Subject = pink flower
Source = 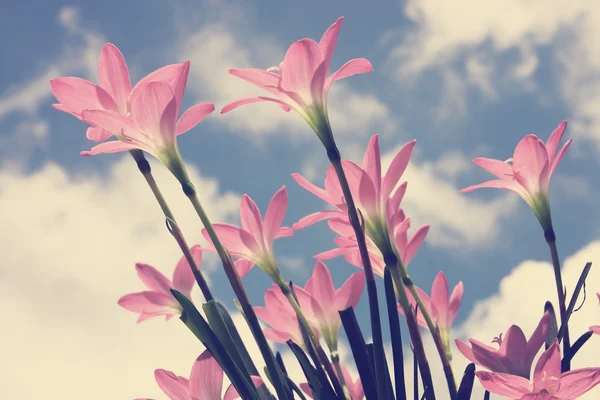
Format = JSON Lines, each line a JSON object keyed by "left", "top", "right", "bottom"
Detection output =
{"left": 118, "top": 246, "right": 200, "bottom": 322}
{"left": 398, "top": 271, "right": 463, "bottom": 355}
{"left": 202, "top": 186, "right": 293, "bottom": 282}
{"left": 316, "top": 213, "right": 428, "bottom": 278}
{"left": 298, "top": 261, "right": 365, "bottom": 351}
{"left": 476, "top": 340, "right": 600, "bottom": 399}
{"left": 221, "top": 17, "right": 372, "bottom": 147}
{"left": 300, "top": 362, "right": 364, "bottom": 400}
{"left": 460, "top": 121, "right": 572, "bottom": 232}
{"left": 254, "top": 284, "right": 321, "bottom": 346}
{"left": 51, "top": 43, "right": 214, "bottom": 175}
{"left": 293, "top": 135, "right": 417, "bottom": 250}
{"left": 456, "top": 312, "right": 551, "bottom": 379}
{"left": 590, "top": 292, "right": 600, "bottom": 335}
{"left": 138, "top": 349, "right": 263, "bottom": 400}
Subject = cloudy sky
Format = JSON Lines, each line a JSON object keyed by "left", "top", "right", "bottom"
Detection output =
{"left": 1, "top": 0, "right": 599, "bottom": 398}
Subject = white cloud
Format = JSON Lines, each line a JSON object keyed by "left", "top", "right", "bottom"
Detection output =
{"left": 0, "top": 156, "right": 243, "bottom": 399}
{"left": 401, "top": 240, "right": 600, "bottom": 399}
{"left": 180, "top": 21, "right": 394, "bottom": 142}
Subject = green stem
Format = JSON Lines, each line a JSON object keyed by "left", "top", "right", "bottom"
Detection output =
{"left": 327, "top": 145, "right": 389, "bottom": 400}
{"left": 331, "top": 351, "right": 351, "bottom": 400}
{"left": 545, "top": 227, "right": 570, "bottom": 369}
{"left": 280, "top": 285, "right": 346, "bottom": 399}
{"left": 180, "top": 177, "right": 290, "bottom": 400}
{"left": 129, "top": 150, "right": 213, "bottom": 302}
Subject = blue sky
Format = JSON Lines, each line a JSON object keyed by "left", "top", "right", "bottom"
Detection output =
{"left": 1, "top": 1, "right": 599, "bottom": 399}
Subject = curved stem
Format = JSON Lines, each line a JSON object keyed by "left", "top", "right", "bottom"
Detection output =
{"left": 327, "top": 145, "right": 389, "bottom": 400}
{"left": 129, "top": 150, "right": 213, "bottom": 302}
{"left": 545, "top": 227, "right": 570, "bottom": 369}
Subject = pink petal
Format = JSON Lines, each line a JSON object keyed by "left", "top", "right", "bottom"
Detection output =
{"left": 446, "top": 281, "right": 464, "bottom": 327}
{"left": 470, "top": 339, "right": 511, "bottom": 373}
{"left": 221, "top": 96, "right": 292, "bottom": 114}
{"left": 292, "top": 210, "right": 343, "bottom": 230}
{"left": 154, "top": 369, "right": 192, "bottom": 400}
{"left": 275, "top": 226, "right": 294, "bottom": 238}
{"left": 118, "top": 292, "right": 180, "bottom": 321}
{"left": 176, "top": 103, "right": 215, "bottom": 135}
{"left": 334, "top": 271, "right": 365, "bottom": 310}
{"left": 203, "top": 224, "right": 260, "bottom": 260}
{"left": 263, "top": 186, "right": 288, "bottom": 245}
{"left": 357, "top": 169, "right": 378, "bottom": 217}
{"left": 381, "top": 140, "right": 416, "bottom": 201}
{"left": 459, "top": 179, "right": 531, "bottom": 200}
{"left": 500, "top": 325, "right": 529, "bottom": 376}
{"left": 300, "top": 383, "right": 315, "bottom": 398}
{"left": 430, "top": 271, "right": 450, "bottom": 327}
{"left": 556, "top": 368, "right": 600, "bottom": 398}
{"left": 229, "top": 68, "right": 284, "bottom": 96}
{"left": 291, "top": 173, "right": 332, "bottom": 204}
{"left": 98, "top": 43, "right": 132, "bottom": 113}
{"left": 590, "top": 325, "right": 600, "bottom": 335}
{"left": 532, "top": 340, "right": 561, "bottom": 388}
{"left": 318, "top": 17, "right": 343, "bottom": 76}
{"left": 361, "top": 135, "right": 382, "bottom": 199}
{"left": 130, "top": 81, "right": 177, "bottom": 143}
{"left": 170, "top": 61, "right": 190, "bottom": 115}
{"left": 135, "top": 263, "right": 172, "bottom": 294}
{"left": 475, "top": 371, "right": 531, "bottom": 398}
{"left": 472, "top": 157, "right": 514, "bottom": 179}
{"left": 314, "top": 247, "right": 348, "bottom": 260}
{"left": 234, "top": 259, "right": 254, "bottom": 277}
{"left": 548, "top": 138, "right": 572, "bottom": 179}
{"left": 512, "top": 135, "right": 549, "bottom": 196}
{"left": 545, "top": 120, "right": 567, "bottom": 166}
{"left": 525, "top": 312, "right": 551, "bottom": 371}
{"left": 455, "top": 339, "right": 477, "bottom": 364}
{"left": 222, "top": 377, "right": 264, "bottom": 400}
{"left": 50, "top": 77, "right": 118, "bottom": 115}
{"left": 240, "top": 194, "right": 265, "bottom": 245}
{"left": 129, "top": 63, "right": 186, "bottom": 105}
{"left": 80, "top": 109, "right": 139, "bottom": 139}
{"left": 305, "top": 261, "right": 335, "bottom": 306}
{"left": 189, "top": 349, "right": 223, "bottom": 400}
{"left": 279, "top": 39, "right": 324, "bottom": 100}
{"left": 399, "top": 225, "right": 429, "bottom": 267}
{"left": 172, "top": 245, "right": 202, "bottom": 297}
{"left": 85, "top": 126, "right": 113, "bottom": 142}
{"left": 324, "top": 58, "right": 373, "bottom": 98}
{"left": 390, "top": 181, "right": 408, "bottom": 211}
{"left": 80, "top": 140, "right": 141, "bottom": 156}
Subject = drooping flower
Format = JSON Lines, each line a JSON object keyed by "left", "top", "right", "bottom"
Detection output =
{"left": 590, "top": 292, "right": 600, "bottom": 335}
{"left": 300, "top": 362, "right": 364, "bottom": 400}
{"left": 456, "top": 312, "right": 551, "bottom": 379}
{"left": 297, "top": 261, "right": 365, "bottom": 351}
{"left": 118, "top": 246, "right": 200, "bottom": 322}
{"left": 221, "top": 17, "right": 372, "bottom": 148}
{"left": 137, "top": 349, "right": 263, "bottom": 400}
{"left": 254, "top": 283, "right": 321, "bottom": 347}
{"left": 316, "top": 214, "right": 428, "bottom": 278}
{"left": 51, "top": 43, "right": 214, "bottom": 181}
{"left": 293, "top": 135, "right": 417, "bottom": 254}
{"left": 201, "top": 186, "right": 293, "bottom": 283}
{"left": 460, "top": 121, "right": 571, "bottom": 233}
{"left": 397, "top": 271, "right": 463, "bottom": 357}
{"left": 476, "top": 340, "right": 600, "bottom": 399}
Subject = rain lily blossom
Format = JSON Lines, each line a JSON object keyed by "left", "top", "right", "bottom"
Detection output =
{"left": 456, "top": 311, "right": 551, "bottom": 379}
{"left": 301, "top": 362, "right": 364, "bottom": 400}
{"left": 201, "top": 186, "right": 293, "bottom": 283}
{"left": 254, "top": 283, "right": 321, "bottom": 347}
{"left": 138, "top": 349, "right": 263, "bottom": 400}
{"left": 460, "top": 121, "right": 572, "bottom": 233}
{"left": 293, "top": 134, "right": 418, "bottom": 256}
{"left": 590, "top": 292, "right": 600, "bottom": 335}
{"left": 221, "top": 17, "right": 373, "bottom": 149}
{"left": 51, "top": 43, "right": 214, "bottom": 181}
{"left": 297, "top": 261, "right": 365, "bottom": 351}
{"left": 476, "top": 340, "right": 600, "bottom": 399}
{"left": 118, "top": 246, "right": 201, "bottom": 323}
{"left": 398, "top": 271, "right": 463, "bottom": 357}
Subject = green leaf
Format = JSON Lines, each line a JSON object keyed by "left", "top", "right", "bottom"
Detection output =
{"left": 287, "top": 340, "right": 337, "bottom": 400}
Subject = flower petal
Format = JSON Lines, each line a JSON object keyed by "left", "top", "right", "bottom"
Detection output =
{"left": 459, "top": 179, "right": 531, "bottom": 201}
{"left": 223, "top": 376, "right": 264, "bottom": 400}
{"left": 229, "top": 68, "right": 283, "bottom": 96}
{"left": 446, "top": 281, "right": 464, "bottom": 327}
{"left": 221, "top": 96, "right": 292, "bottom": 114}
{"left": 525, "top": 312, "right": 551, "bottom": 372}
{"left": 135, "top": 263, "right": 172, "bottom": 293}
{"left": 512, "top": 134, "right": 549, "bottom": 196}
{"left": 234, "top": 259, "right": 254, "bottom": 277}
{"left": 279, "top": 39, "right": 324, "bottom": 101}
{"left": 131, "top": 81, "right": 177, "bottom": 144}
{"left": 361, "top": 135, "right": 382, "bottom": 199}
{"left": 293, "top": 210, "right": 343, "bottom": 230}
{"left": 399, "top": 225, "right": 429, "bottom": 267}
{"left": 129, "top": 63, "right": 186, "bottom": 105}
{"left": 172, "top": 245, "right": 202, "bottom": 297}
{"left": 176, "top": 103, "right": 215, "bottom": 135}
{"left": 556, "top": 368, "right": 600, "bottom": 398}
{"left": 472, "top": 157, "right": 514, "bottom": 179}
{"left": 455, "top": 339, "right": 477, "bottom": 364}
{"left": 98, "top": 43, "right": 132, "bottom": 113}
{"left": 205, "top": 224, "right": 260, "bottom": 260}
{"left": 240, "top": 194, "right": 265, "bottom": 245}
{"left": 545, "top": 120, "right": 567, "bottom": 166}
{"left": 51, "top": 77, "right": 118, "bottom": 115}
{"left": 154, "top": 369, "right": 192, "bottom": 400}
{"left": 548, "top": 138, "right": 572, "bottom": 179}
{"left": 318, "top": 17, "right": 343, "bottom": 76}
{"left": 430, "top": 271, "right": 450, "bottom": 327}
{"left": 475, "top": 371, "right": 531, "bottom": 398}
{"left": 304, "top": 261, "right": 335, "bottom": 306}
{"left": 263, "top": 186, "right": 288, "bottom": 245}
{"left": 324, "top": 58, "right": 373, "bottom": 97}
{"left": 80, "top": 109, "right": 139, "bottom": 139}
{"left": 291, "top": 173, "right": 333, "bottom": 203}
{"left": 80, "top": 140, "right": 141, "bottom": 156}
{"left": 85, "top": 126, "right": 113, "bottom": 142}
{"left": 118, "top": 291, "right": 180, "bottom": 321}
{"left": 532, "top": 340, "right": 561, "bottom": 389}
{"left": 170, "top": 61, "right": 190, "bottom": 115}
{"left": 334, "top": 271, "right": 365, "bottom": 311}
{"left": 381, "top": 140, "right": 416, "bottom": 201}
{"left": 189, "top": 349, "right": 223, "bottom": 400}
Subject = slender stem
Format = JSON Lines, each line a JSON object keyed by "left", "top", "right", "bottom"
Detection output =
{"left": 562, "top": 330, "right": 594, "bottom": 371}
{"left": 331, "top": 352, "right": 351, "bottom": 400}
{"left": 327, "top": 145, "right": 389, "bottom": 400}
{"left": 281, "top": 286, "right": 346, "bottom": 399}
{"left": 545, "top": 227, "right": 570, "bottom": 369}
{"left": 181, "top": 180, "right": 290, "bottom": 400}
{"left": 129, "top": 150, "right": 214, "bottom": 302}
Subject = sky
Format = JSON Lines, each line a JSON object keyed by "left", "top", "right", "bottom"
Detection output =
{"left": 1, "top": 0, "right": 599, "bottom": 398}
